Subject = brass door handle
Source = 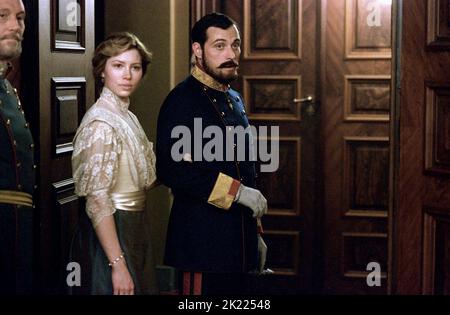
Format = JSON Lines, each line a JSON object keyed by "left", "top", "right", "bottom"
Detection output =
{"left": 293, "top": 96, "right": 313, "bottom": 103}
{"left": 293, "top": 96, "right": 315, "bottom": 116}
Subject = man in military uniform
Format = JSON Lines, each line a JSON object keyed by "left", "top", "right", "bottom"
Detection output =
{"left": 156, "top": 13, "right": 268, "bottom": 295}
{"left": 0, "top": 0, "right": 35, "bottom": 294}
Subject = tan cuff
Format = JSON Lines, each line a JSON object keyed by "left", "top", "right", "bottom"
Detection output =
{"left": 207, "top": 173, "right": 241, "bottom": 210}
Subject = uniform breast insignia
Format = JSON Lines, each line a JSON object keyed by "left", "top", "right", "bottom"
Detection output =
{"left": 226, "top": 95, "right": 234, "bottom": 111}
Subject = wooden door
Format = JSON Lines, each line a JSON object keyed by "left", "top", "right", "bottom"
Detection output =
{"left": 322, "top": 0, "right": 392, "bottom": 294}
{"left": 192, "top": 0, "right": 321, "bottom": 293}
{"left": 393, "top": 0, "right": 450, "bottom": 294}
{"left": 20, "top": 0, "right": 95, "bottom": 294}
{"left": 192, "top": 0, "right": 393, "bottom": 294}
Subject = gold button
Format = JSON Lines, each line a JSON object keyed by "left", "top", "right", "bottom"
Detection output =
{"left": 212, "top": 98, "right": 217, "bottom": 103}
{"left": 18, "top": 100, "right": 21, "bottom": 106}
{"left": 6, "top": 119, "right": 11, "bottom": 125}
{"left": 30, "top": 143, "right": 35, "bottom": 149}
{"left": 13, "top": 88, "right": 17, "bottom": 93}
{"left": 17, "top": 162, "right": 21, "bottom": 168}
{"left": 25, "top": 123, "right": 29, "bottom": 128}
{"left": 34, "top": 185, "right": 38, "bottom": 189}
{"left": 21, "top": 110, "right": 24, "bottom": 115}
{"left": 17, "top": 184, "right": 22, "bottom": 190}
{"left": 221, "top": 112, "right": 226, "bottom": 117}
{"left": 13, "top": 140, "right": 17, "bottom": 146}
{"left": 33, "top": 165, "right": 37, "bottom": 169}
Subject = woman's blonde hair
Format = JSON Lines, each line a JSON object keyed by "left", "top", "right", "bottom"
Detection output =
{"left": 92, "top": 32, "right": 152, "bottom": 84}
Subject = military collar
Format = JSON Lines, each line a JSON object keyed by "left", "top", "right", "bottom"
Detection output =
{"left": 0, "top": 62, "right": 12, "bottom": 80}
{"left": 192, "top": 65, "right": 230, "bottom": 92}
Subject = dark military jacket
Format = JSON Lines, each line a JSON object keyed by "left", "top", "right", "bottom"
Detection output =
{"left": 0, "top": 77, "right": 35, "bottom": 195}
{"left": 0, "top": 61, "right": 35, "bottom": 197}
{"left": 156, "top": 66, "right": 258, "bottom": 273}
{"left": 0, "top": 64, "right": 35, "bottom": 294}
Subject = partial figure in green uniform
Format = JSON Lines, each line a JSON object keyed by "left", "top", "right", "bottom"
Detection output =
{"left": 0, "top": 0, "right": 36, "bottom": 295}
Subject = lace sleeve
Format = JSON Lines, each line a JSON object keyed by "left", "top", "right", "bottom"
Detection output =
{"left": 72, "top": 120, "right": 122, "bottom": 227}
{"left": 146, "top": 140, "right": 157, "bottom": 188}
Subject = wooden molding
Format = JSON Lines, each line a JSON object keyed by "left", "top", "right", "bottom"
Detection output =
{"left": 243, "top": 0, "right": 302, "bottom": 60}
{"left": 343, "top": 136, "right": 390, "bottom": 218}
{"left": 427, "top": 0, "right": 450, "bottom": 50}
{"left": 243, "top": 75, "right": 302, "bottom": 121}
{"left": 51, "top": 0, "right": 86, "bottom": 52}
{"left": 344, "top": 0, "right": 392, "bottom": 60}
{"left": 344, "top": 75, "right": 391, "bottom": 122}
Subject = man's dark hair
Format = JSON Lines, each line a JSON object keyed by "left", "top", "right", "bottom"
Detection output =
{"left": 191, "top": 12, "right": 239, "bottom": 47}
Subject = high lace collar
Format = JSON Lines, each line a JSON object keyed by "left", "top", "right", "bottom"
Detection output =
{"left": 100, "top": 87, "right": 130, "bottom": 114}
{"left": 192, "top": 65, "right": 230, "bottom": 92}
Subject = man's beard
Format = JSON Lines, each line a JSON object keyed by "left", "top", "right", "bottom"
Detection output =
{"left": 201, "top": 52, "right": 238, "bottom": 85}
{"left": 0, "top": 36, "right": 23, "bottom": 61}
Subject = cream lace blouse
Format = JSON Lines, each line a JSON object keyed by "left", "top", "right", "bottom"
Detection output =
{"left": 72, "top": 87, "right": 156, "bottom": 227}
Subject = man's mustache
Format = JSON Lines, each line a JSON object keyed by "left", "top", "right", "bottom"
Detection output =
{"left": 219, "top": 61, "right": 239, "bottom": 68}
{"left": 0, "top": 34, "right": 23, "bottom": 41}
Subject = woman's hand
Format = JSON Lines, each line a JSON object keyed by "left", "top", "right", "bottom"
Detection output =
{"left": 111, "top": 261, "right": 135, "bottom": 295}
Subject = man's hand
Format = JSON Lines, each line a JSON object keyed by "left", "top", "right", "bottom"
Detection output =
{"left": 235, "top": 184, "right": 268, "bottom": 218}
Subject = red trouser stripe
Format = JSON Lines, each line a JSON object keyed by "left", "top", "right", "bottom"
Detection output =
{"left": 183, "top": 272, "right": 191, "bottom": 295}
{"left": 193, "top": 272, "right": 202, "bottom": 295}
{"left": 182, "top": 272, "right": 203, "bottom": 295}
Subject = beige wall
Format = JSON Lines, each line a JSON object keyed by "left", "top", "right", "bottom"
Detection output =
{"left": 104, "top": 0, "right": 190, "bottom": 266}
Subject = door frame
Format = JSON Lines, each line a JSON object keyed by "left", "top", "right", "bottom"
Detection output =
{"left": 388, "top": 0, "right": 401, "bottom": 295}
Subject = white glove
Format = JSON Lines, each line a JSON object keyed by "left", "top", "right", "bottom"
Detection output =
{"left": 235, "top": 184, "right": 268, "bottom": 218}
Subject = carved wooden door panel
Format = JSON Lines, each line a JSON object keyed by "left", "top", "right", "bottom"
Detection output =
{"left": 394, "top": 0, "right": 450, "bottom": 295}
{"left": 322, "top": 0, "right": 392, "bottom": 294}
{"left": 21, "top": 0, "right": 95, "bottom": 294}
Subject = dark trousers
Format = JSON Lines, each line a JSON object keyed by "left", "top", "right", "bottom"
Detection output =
{"left": 179, "top": 271, "right": 250, "bottom": 296}
{"left": 0, "top": 204, "right": 34, "bottom": 295}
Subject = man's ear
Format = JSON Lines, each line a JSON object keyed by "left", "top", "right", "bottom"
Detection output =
{"left": 192, "top": 42, "right": 202, "bottom": 59}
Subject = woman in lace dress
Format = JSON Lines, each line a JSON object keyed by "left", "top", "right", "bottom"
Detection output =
{"left": 71, "top": 32, "right": 157, "bottom": 295}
